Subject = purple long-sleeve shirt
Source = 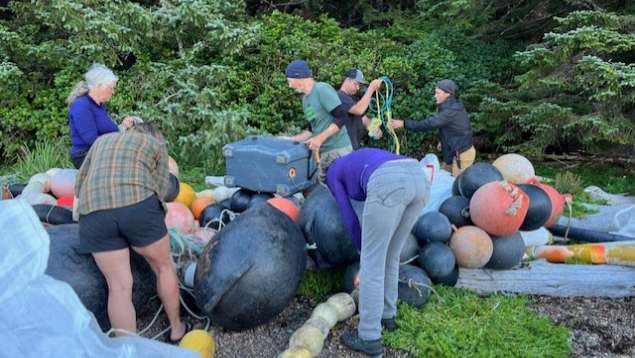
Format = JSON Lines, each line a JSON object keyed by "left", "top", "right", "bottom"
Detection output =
{"left": 325, "top": 148, "right": 406, "bottom": 250}
{"left": 68, "top": 95, "right": 119, "bottom": 156}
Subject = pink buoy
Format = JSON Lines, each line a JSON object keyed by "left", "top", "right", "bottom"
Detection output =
{"left": 50, "top": 169, "right": 78, "bottom": 198}
{"left": 165, "top": 202, "right": 195, "bottom": 234}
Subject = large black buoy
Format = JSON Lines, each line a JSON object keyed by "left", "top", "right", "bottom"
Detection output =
{"left": 195, "top": 203, "right": 306, "bottom": 331}
{"left": 452, "top": 176, "right": 460, "bottom": 196}
{"left": 485, "top": 232, "right": 525, "bottom": 270}
{"left": 33, "top": 204, "right": 74, "bottom": 225}
{"left": 431, "top": 264, "right": 459, "bottom": 287}
{"left": 517, "top": 184, "right": 552, "bottom": 231}
{"left": 439, "top": 196, "right": 472, "bottom": 227}
{"left": 299, "top": 185, "right": 360, "bottom": 267}
{"left": 412, "top": 212, "right": 452, "bottom": 245}
{"left": 417, "top": 242, "right": 456, "bottom": 279}
{"left": 45, "top": 224, "right": 156, "bottom": 331}
{"left": 165, "top": 174, "right": 180, "bottom": 202}
{"left": 398, "top": 265, "right": 432, "bottom": 308}
{"left": 230, "top": 189, "right": 253, "bottom": 213}
{"left": 199, "top": 204, "right": 231, "bottom": 230}
{"left": 457, "top": 163, "right": 503, "bottom": 199}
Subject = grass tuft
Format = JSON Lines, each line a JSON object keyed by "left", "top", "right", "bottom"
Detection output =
{"left": 3, "top": 142, "right": 72, "bottom": 182}
{"left": 296, "top": 268, "right": 345, "bottom": 302}
{"left": 384, "top": 286, "right": 571, "bottom": 358}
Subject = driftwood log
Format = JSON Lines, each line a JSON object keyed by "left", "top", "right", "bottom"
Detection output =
{"left": 456, "top": 260, "right": 635, "bottom": 298}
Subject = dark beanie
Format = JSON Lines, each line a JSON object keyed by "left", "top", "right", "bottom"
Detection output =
{"left": 437, "top": 79, "right": 458, "bottom": 96}
{"left": 285, "top": 60, "right": 312, "bottom": 79}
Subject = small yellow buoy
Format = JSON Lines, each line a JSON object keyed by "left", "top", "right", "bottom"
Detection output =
{"left": 179, "top": 329, "right": 215, "bottom": 358}
{"left": 175, "top": 182, "right": 196, "bottom": 208}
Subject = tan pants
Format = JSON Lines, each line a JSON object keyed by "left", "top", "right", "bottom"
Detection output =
{"left": 442, "top": 146, "right": 476, "bottom": 177}
{"left": 317, "top": 145, "right": 353, "bottom": 183}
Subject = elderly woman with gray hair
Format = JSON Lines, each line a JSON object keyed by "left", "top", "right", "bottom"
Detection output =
{"left": 67, "top": 63, "right": 139, "bottom": 169}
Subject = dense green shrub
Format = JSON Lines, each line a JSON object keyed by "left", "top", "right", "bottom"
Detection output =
{"left": 1, "top": 1, "right": 632, "bottom": 173}
{"left": 474, "top": 10, "right": 635, "bottom": 156}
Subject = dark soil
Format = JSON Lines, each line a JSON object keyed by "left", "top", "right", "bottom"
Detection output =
{"left": 140, "top": 295, "right": 409, "bottom": 357}
{"left": 530, "top": 296, "right": 635, "bottom": 358}
{"left": 140, "top": 293, "right": 635, "bottom": 358}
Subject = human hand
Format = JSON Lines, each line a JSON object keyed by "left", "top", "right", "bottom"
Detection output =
{"left": 437, "top": 142, "right": 442, "bottom": 151}
{"left": 353, "top": 272, "right": 360, "bottom": 289}
{"left": 370, "top": 128, "right": 383, "bottom": 140}
{"left": 389, "top": 119, "right": 404, "bottom": 129}
{"left": 121, "top": 116, "right": 135, "bottom": 129}
{"left": 368, "top": 79, "right": 383, "bottom": 92}
{"left": 305, "top": 136, "right": 323, "bottom": 152}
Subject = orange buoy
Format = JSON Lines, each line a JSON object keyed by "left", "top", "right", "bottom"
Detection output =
{"left": 165, "top": 202, "right": 196, "bottom": 234}
{"left": 449, "top": 225, "right": 493, "bottom": 268}
{"left": 191, "top": 197, "right": 214, "bottom": 220}
{"left": 470, "top": 181, "right": 529, "bottom": 236}
{"left": 267, "top": 197, "right": 299, "bottom": 223}
{"left": 526, "top": 177, "right": 572, "bottom": 227}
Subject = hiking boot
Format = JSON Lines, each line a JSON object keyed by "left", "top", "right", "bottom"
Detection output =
{"left": 381, "top": 317, "right": 398, "bottom": 332}
{"left": 340, "top": 332, "right": 384, "bottom": 357}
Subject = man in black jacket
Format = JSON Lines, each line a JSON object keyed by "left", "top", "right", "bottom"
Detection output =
{"left": 390, "top": 79, "right": 475, "bottom": 176}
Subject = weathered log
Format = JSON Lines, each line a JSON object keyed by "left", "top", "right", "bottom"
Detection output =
{"left": 456, "top": 260, "right": 635, "bottom": 298}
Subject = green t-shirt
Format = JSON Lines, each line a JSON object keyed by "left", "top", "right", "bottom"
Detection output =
{"left": 302, "top": 82, "right": 351, "bottom": 153}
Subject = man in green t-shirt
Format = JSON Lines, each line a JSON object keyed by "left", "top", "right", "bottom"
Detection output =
{"left": 284, "top": 59, "right": 353, "bottom": 182}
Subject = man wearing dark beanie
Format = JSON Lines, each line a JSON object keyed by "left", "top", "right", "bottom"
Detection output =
{"left": 390, "top": 79, "right": 475, "bottom": 176}
{"left": 284, "top": 59, "right": 353, "bottom": 182}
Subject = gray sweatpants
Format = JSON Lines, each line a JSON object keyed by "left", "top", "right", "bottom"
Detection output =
{"left": 358, "top": 159, "right": 429, "bottom": 341}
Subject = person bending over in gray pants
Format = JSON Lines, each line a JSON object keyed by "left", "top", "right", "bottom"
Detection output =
{"left": 326, "top": 148, "right": 429, "bottom": 356}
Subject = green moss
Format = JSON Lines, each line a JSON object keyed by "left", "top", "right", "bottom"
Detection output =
{"left": 296, "top": 268, "right": 345, "bottom": 302}
{"left": 385, "top": 286, "right": 571, "bottom": 358}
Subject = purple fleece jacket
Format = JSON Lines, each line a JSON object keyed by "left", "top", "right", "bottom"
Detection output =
{"left": 325, "top": 148, "right": 405, "bottom": 250}
{"left": 68, "top": 95, "right": 118, "bottom": 156}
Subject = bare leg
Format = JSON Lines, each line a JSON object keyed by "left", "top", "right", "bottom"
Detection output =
{"left": 133, "top": 236, "right": 184, "bottom": 341}
{"left": 93, "top": 248, "right": 136, "bottom": 336}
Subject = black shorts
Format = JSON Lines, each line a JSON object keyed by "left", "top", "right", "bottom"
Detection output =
{"left": 79, "top": 194, "right": 167, "bottom": 253}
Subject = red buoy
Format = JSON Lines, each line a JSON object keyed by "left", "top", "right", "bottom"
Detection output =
{"left": 470, "top": 181, "right": 529, "bottom": 236}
